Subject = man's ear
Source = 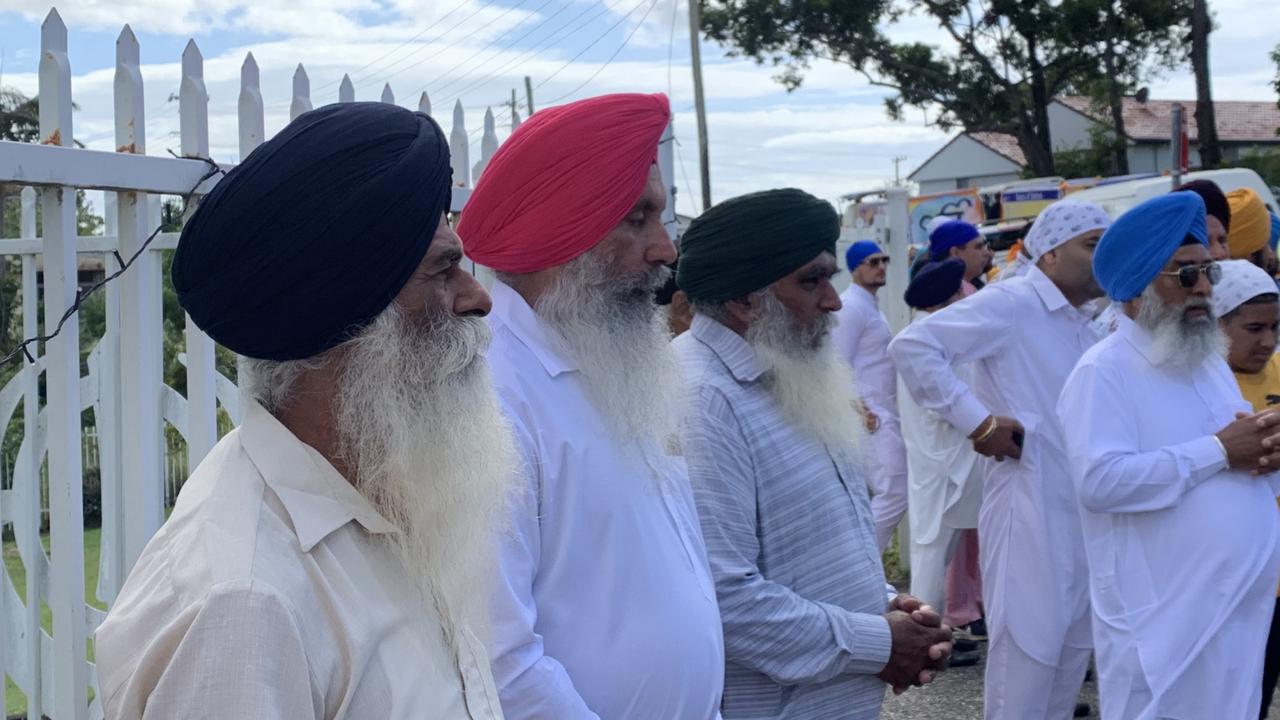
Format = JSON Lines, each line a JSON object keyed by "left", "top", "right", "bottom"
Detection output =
{"left": 725, "top": 293, "right": 759, "bottom": 326}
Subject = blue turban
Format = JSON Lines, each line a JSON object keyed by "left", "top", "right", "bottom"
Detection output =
{"left": 173, "top": 102, "right": 452, "bottom": 360}
{"left": 929, "top": 220, "right": 979, "bottom": 259}
{"left": 845, "top": 240, "right": 884, "bottom": 270}
{"left": 1093, "top": 192, "right": 1208, "bottom": 302}
{"left": 1270, "top": 212, "right": 1280, "bottom": 252}
{"left": 905, "top": 259, "right": 966, "bottom": 310}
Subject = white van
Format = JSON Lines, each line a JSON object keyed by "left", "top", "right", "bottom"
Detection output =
{"left": 1067, "top": 168, "right": 1279, "bottom": 219}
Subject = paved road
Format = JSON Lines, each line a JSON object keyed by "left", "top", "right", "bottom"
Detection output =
{"left": 880, "top": 650, "right": 1280, "bottom": 719}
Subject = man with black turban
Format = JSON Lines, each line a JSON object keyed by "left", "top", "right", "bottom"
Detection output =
{"left": 675, "top": 188, "right": 953, "bottom": 718}
{"left": 460, "top": 93, "right": 725, "bottom": 719}
{"left": 1059, "top": 192, "right": 1280, "bottom": 719}
{"left": 96, "top": 102, "right": 513, "bottom": 718}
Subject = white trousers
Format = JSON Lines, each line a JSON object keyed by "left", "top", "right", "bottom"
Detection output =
{"left": 868, "top": 419, "right": 909, "bottom": 550}
{"left": 985, "top": 632, "right": 1090, "bottom": 720}
{"left": 908, "top": 526, "right": 960, "bottom": 611}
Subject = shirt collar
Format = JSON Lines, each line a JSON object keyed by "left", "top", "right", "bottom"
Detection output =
{"left": 691, "top": 313, "right": 766, "bottom": 383}
{"left": 238, "top": 401, "right": 399, "bottom": 552}
{"left": 488, "top": 280, "right": 577, "bottom": 377}
{"left": 1026, "top": 265, "right": 1072, "bottom": 313}
{"left": 1112, "top": 311, "right": 1164, "bottom": 365}
{"left": 850, "top": 283, "right": 879, "bottom": 307}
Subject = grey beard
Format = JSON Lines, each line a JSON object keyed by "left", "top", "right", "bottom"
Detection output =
{"left": 334, "top": 305, "right": 517, "bottom": 644}
{"left": 1134, "top": 284, "right": 1227, "bottom": 374}
{"left": 533, "top": 245, "right": 681, "bottom": 449}
{"left": 746, "top": 291, "right": 865, "bottom": 457}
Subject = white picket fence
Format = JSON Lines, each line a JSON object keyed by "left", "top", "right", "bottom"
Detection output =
{"left": 0, "top": 7, "right": 678, "bottom": 718}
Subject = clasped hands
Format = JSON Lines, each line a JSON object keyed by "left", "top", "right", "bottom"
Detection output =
{"left": 1217, "top": 410, "right": 1280, "bottom": 475}
{"left": 878, "top": 594, "right": 953, "bottom": 695}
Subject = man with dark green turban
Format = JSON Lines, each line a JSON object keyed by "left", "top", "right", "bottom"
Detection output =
{"left": 674, "top": 188, "right": 953, "bottom": 718}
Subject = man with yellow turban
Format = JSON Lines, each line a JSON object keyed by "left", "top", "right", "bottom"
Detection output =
{"left": 1228, "top": 187, "right": 1277, "bottom": 275}
{"left": 459, "top": 93, "right": 724, "bottom": 719}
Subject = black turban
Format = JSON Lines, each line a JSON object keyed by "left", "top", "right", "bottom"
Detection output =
{"left": 905, "top": 259, "right": 966, "bottom": 310}
{"left": 1176, "top": 179, "right": 1231, "bottom": 232}
{"left": 172, "top": 102, "right": 452, "bottom": 361}
{"left": 677, "top": 188, "right": 839, "bottom": 303}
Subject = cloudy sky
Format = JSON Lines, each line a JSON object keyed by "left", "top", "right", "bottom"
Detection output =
{"left": 1, "top": 0, "right": 1277, "bottom": 216}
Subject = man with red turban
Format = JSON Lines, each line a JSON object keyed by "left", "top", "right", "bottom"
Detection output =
{"left": 458, "top": 93, "right": 724, "bottom": 719}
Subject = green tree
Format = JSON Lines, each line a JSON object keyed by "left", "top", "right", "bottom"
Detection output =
{"left": 1189, "top": 0, "right": 1221, "bottom": 168}
{"left": 699, "top": 0, "right": 1191, "bottom": 177}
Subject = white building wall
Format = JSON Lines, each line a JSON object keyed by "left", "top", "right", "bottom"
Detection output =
{"left": 909, "top": 134, "right": 1023, "bottom": 187}
{"left": 917, "top": 171, "right": 1021, "bottom": 195}
{"left": 1048, "top": 102, "right": 1100, "bottom": 151}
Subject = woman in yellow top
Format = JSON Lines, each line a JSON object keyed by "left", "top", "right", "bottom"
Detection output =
{"left": 1213, "top": 259, "right": 1280, "bottom": 718}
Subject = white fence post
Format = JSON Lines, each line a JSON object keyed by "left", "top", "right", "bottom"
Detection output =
{"left": 883, "top": 186, "right": 911, "bottom": 334}
{"left": 473, "top": 107, "right": 497, "bottom": 181}
{"left": 238, "top": 53, "right": 265, "bottom": 155}
{"left": 291, "top": 64, "right": 312, "bottom": 121}
{"left": 117, "top": 30, "right": 165, "bottom": 578}
{"left": 450, "top": 101, "right": 470, "bottom": 188}
{"left": 18, "top": 186, "right": 43, "bottom": 720}
{"left": 419, "top": 92, "right": 432, "bottom": 117}
{"left": 181, "top": 41, "right": 220, "bottom": 477}
{"left": 659, "top": 122, "right": 677, "bottom": 241}
{"left": 339, "top": 74, "right": 355, "bottom": 104}
{"left": 381, "top": 83, "right": 395, "bottom": 104}
{"left": 39, "top": 9, "right": 89, "bottom": 718}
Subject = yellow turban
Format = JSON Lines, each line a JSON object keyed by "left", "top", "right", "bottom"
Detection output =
{"left": 1226, "top": 188, "right": 1270, "bottom": 259}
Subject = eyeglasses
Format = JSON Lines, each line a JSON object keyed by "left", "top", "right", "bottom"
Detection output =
{"left": 1156, "top": 262, "right": 1222, "bottom": 289}
{"left": 866, "top": 257, "right": 891, "bottom": 267}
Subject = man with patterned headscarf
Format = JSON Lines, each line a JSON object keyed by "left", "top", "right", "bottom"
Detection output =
{"left": 1059, "top": 192, "right": 1280, "bottom": 719}
{"left": 97, "top": 103, "right": 510, "bottom": 718}
{"left": 675, "top": 189, "right": 953, "bottom": 719}
{"left": 893, "top": 199, "right": 1112, "bottom": 719}
{"left": 458, "top": 93, "right": 724, "bottom": 719}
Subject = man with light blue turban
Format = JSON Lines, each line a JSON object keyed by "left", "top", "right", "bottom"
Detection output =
{"left": 1058, "top": 192, "right": 1280, "bottom": 720}
{"left": 833, "top": 241, "right": 909, "bottom": 551}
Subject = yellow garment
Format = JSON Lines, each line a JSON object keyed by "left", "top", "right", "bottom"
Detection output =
{"left": 1232, "top": 353, "right": 1280, "bottom": 597}
{"left": 1226, "top": 188, "right": 1270, "bottom": 259}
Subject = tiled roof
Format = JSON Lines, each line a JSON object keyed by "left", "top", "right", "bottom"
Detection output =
{"left": 1057, "top": 95, "right": 1280, "bottom": 143}
{"left": 968, "top": 132, "right": 1027, "bottom": 166}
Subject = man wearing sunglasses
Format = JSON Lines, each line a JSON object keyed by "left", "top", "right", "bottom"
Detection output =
{"left": 1059, "top": 192, "right": 1280, "bottom": 720}
{"left": 891, "top": 200, "right": 1113, "bottom": 720}
{"left": 833, "top": 241, "right": 909, "bottom": 551}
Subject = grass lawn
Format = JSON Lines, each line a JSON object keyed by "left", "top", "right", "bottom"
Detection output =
{"left": 1, "top": 527, "right": 104, "bottom": 716}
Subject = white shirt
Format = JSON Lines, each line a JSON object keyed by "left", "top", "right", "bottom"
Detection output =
{"left": 890, "top": 267, "right": 1097, "bottom": 663}
{"left": 895, "top": 311, "right": 983, "bottom": 546}
{"left": 95, "top": 402, "right": 500, "bottom": 720}
{"left": 485, "top": 281, "right": 724, "bottom": 720}
{"left": 833, "top": 284, "right": 897, "bottom": 419}
{"left": 1058, "top": 314, "right": 1280, "bottom": 719}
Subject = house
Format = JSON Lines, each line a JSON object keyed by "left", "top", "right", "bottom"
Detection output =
{"left": 910, "top": 96, "right": 1280, "bottom": 193}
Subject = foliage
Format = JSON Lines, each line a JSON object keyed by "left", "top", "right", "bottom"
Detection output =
{"left": 1223, "top": 149, "right": 1280, "bottom": 190}
{"left": 1030, "top": 125, "right": 1129, "bottom": 179}
{"left": 699, "top": 0, "right": 1191, "bottom": 176}
{"left": 0, "top": 87, "right": 39, "bottom": 143}
{"left": 1273, "top": 43, "right": 1280, "bottom": 134}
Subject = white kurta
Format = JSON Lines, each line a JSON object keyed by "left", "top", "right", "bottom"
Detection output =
{"left": 96, "top": 402, "right": 500, "bottom": 720}
{"left": 833, "top": 284, "right": 909, "bottom": 548}
{"left": 895, "top": 311, "right": 984, "bottom": 609}
{"left": 890, "top": 267, "right": 1096, "bottom": 667}
{"left": 1058, "top": 313, "right": 1280, "bottom": 720}
{"left": 485, "top": 281, "right": 725, "bottom": 720}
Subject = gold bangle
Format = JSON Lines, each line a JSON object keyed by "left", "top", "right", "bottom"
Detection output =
{"left": 974, "top": 417, "right": 998, "bottom": 443}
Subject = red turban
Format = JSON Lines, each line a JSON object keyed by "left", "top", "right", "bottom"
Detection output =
{"left": 458, "top": 93, "right": 670, "bottom": 273}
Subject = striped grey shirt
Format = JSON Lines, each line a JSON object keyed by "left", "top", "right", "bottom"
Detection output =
{"left": 675, "top": 314, "right": 893, "bottom": 720}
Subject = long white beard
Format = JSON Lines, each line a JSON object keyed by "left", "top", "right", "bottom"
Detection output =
{"left": 334, "top": 305, "right": 517, "bottom": 642}
{"left": 747, "top": 291, "right": 866, "bottom": 458}
{"left": 1135, "top": 284, "right": 1227, "bottom": 374}
{"left": 533, "top": 245, "right": 680, "bottom": 448}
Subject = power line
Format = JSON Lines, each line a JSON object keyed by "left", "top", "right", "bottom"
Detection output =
{"left": 534, "top": 0, "right": 655, "bottom": 91}
{"left": 315, "top": 0, "right": 475, "bottom": 93}
{"left": 424, "top": 0, "right": 563, "bottom": 99}
{"left": 543, "top": 0, "right": 660, "bottom": 105}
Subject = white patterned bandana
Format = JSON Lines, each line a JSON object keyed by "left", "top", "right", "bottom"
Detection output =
{"left": 1211, "top": 259, "right": 1278, "bottom": 318}
{"left": 1025, "top": 200, "right": 1112, "bottom": 261}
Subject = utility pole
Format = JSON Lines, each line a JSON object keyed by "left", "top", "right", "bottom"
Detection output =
{"left": 688, "top": 0, "right": 712, "bottom": 211}
{"left": 524, "top": 76, "right": 536, "bottom": 115}
{"left": 892, "top": 156, "right": 907, "bottom": 186}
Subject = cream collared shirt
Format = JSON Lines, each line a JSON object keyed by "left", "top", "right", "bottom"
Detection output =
{"left": 95, "top": 401, "right": 502, "bottom": 720}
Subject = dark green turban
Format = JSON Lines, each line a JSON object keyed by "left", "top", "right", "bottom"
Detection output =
{"left": 677, "top": 188, "right": 839, "bottom": 303}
